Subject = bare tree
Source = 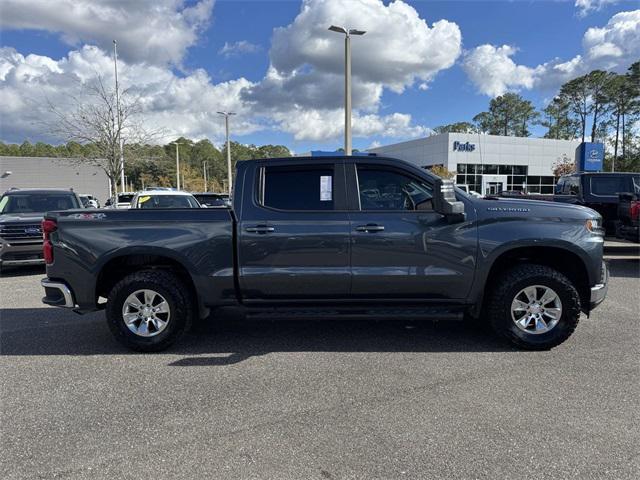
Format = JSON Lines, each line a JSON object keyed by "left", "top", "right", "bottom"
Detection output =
{"left": 46, "top": 76, "right": 160, "bottom": 196}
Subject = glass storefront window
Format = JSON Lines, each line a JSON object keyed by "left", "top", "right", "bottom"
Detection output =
{"left": 541, "top": 176, "right": 555, "bottom": 185}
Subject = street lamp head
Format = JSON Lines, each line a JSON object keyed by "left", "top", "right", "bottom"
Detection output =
{"left": 217, "top": 111, "right": 236, "bottom": 116}
{"left": 349, "top": 29, "right": 366, "bottom": 36}
{"left": 329, "top": 25, "right": 347, "bottom": 34}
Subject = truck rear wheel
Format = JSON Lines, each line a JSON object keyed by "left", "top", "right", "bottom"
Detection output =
{"left": 487, "top": 264, "right": 581, "bottom": 350}
{"left": 106, "top": 270, "right": 193, "bottom": 352}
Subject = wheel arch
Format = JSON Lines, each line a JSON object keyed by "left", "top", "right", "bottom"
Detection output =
{"left": 475, "top": 245, "right": 591, "bottom": 317}
{"left": 96, "top": 250, "right": 203, "bottom": 317}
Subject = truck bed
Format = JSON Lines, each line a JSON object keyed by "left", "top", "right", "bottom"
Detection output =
{"left": 45, "top": 208, "right": 236, "bottom": 312}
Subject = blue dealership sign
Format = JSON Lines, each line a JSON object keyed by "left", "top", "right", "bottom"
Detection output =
{"left": 575, "top": 142, "right": 604, "bottom": 172}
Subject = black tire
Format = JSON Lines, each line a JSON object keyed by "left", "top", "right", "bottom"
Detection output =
{"left": 487, "top": 264, "right": 581, "bottom": 350}
{"left": 106, "top": 270, "right": 194, "bottom": 352}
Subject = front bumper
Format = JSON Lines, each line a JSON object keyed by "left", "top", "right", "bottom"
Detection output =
{"left": 618, "top": 224, "right": 639, "bottom": 243}
{"left": 0, "top": 241, "right": 44, "bottom": 267}
{"left": 41, "top": 278, "right": 76, "bottom": 308}
{"left": 590, "top": 262, "right": 608, "bottom": 309}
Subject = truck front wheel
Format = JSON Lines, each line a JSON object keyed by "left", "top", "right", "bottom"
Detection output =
{"left": 106, "top": 270, "right": 194, "bottom": 352}
{"left": 487, "top": 264, "right": 581, "bottom": 350}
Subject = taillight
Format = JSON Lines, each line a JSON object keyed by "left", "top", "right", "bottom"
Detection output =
{"left": 42, "top": 219, "right": 57, "bottom": 265}
{"left": 631, "top": 200, "right": 640, "bottom": 221}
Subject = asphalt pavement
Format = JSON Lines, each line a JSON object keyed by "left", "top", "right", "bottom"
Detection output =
{"left": 1, "top": 247, "right": 639, "bottom": 479}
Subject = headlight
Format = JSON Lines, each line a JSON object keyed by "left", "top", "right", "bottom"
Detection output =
{"left": 586, "top": 219, "right": 602, "bottom": 233}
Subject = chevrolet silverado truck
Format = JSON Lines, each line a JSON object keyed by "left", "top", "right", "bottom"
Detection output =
{"left": 41, "top": 156, "right": 608, "bottom": 351}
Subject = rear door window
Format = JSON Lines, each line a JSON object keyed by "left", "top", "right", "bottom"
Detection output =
{"left": 261, "top": 165, "right": 334, "bottom": 210}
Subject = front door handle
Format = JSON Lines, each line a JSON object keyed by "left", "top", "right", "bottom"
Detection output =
{"left": 245, "top": 225, "right": 275, "bottom": 234}
{"left": 355, "top": 224, "right": 385, "bottom": 233}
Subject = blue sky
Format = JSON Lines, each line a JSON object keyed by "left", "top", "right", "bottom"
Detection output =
{"left": 1, "top": 0, "right": 638, "bottom": 152}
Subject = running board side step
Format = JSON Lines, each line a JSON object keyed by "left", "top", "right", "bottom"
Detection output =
{"left": 245, "top": 306, "right": 465, "bottom": 321}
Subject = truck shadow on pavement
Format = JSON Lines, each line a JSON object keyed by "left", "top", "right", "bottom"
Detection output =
{"left": 0, "top": 265, "right": 45, "bottom": 278}
{"left": 2, "top": 257, "right": 636, "bottom": 363}
{"left": 0, "top": 307, "right": 514, "bottom": 361}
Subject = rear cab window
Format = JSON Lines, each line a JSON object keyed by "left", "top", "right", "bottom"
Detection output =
{"left": 259, "top": 164, "right": 335, "bottom": 211}
{"left": 590, "top": 176, "right": 632, "bottom": 196}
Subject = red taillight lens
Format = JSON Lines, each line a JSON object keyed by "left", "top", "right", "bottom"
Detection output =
{"left": 42, "top": 219, "right": 57, "bottom": 264}
{"left": 631, "top": 201, "right": 640, "bottom": 221}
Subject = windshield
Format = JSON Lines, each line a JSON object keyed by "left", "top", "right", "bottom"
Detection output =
{"left": 0, "top": 193, "right": 80, "bottom": 214}
{"left": 194, "top": 194, "right": 228, "bottom": 206}
{"left": 117, "top": 194, "right": 135, "bottom": 203}
{"left": 136, "top": 195, "right": 200, "bottom": 209}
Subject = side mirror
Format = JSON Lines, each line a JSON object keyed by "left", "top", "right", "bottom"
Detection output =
{"left": 433, "top": 178, "right": 465, "bottom": 222}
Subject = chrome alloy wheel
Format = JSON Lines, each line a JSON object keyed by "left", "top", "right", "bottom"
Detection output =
{"left": 122, "top": 289, "right": 170, "bottom": 337}
{"left": 510, "top": 285, "right": 562, "bottom": 335}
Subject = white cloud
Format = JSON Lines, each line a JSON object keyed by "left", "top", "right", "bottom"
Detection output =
{"left": 575, "top": 0, "right": 621, "bottom": 17}
{"left": 0, "top": 44, "right": 430, "bottom": 145}
{"left": 462, "top": 45, "right": 538, "bottom": 97}
{"left": 242, "top": 0, "right": 460, "bottom": 140}
{"left": 273, "top": 108, "right": 430, "bottom": 142}
{"left": 0, "top": 46, "right": 260, "bottom": 143}
{"left": 0, "top": 0, "right": 214, "bottom": 66}
{"left": 0, "top": 0, "right": 451, "bottom": 144}
{"left": 463, "top": 9, "right": 640, "bottom": 96}
{"left": 218, "top": 41, "right": 262, "bottom": 57}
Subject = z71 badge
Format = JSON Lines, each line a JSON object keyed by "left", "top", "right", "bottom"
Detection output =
{"left": 68, "top": 213, "right": 107, "bottom": 220}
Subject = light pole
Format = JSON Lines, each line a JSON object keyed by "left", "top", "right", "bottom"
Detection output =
{"left": 203, "top": 161, "right": 208, "bottom": 192}
{"left": 174, "top": 141, "right": 184, "bottom": 190}
{"left": 329, "top": 25, "right": 365, "bottom": 155}
{"left": 217, "top": 111, "right": 236, "bottom": 194}
{"left": 113, "top": 40, "right": 125, "bottom": 192}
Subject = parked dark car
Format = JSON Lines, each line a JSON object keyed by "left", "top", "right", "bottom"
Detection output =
{"left": 41, "top": 156, "right": 607, "bottom": 352}
{"left": 0, "top": 188, "right": 81, "bottom": 271}
{"left": 193, "top": 192, "right": 230, "bottom": 208}
{"left": 616, "top": 192, "right": 640, "bottom": 243}
{"left": 554, "top": 172, "right": 640, "bottom": 234}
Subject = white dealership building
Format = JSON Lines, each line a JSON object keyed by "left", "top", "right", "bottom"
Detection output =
{"left": 368, "top": 133, "right": 582, "bottom": 195}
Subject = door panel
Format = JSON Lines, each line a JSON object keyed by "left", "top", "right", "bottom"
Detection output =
{"left": 350, "top": 211, "right": 476, "bottom": 299}
{"left": 238, "top": 162, "right": 351, "bottom": 300}
{"left": 349, "top": 164, "right": 476, "bottom": 300}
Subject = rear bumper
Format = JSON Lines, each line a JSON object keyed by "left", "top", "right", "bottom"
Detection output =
{"left": 41, "top": 278, "right": 76, "bottom": 308}
{"left": 590, "top": 262, "right": 608, "bottom": 310}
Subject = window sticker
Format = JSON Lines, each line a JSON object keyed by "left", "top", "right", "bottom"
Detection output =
{"left": 138, "top": 196, "right": 151, "bottom": 203}
{"left": 320, "top": 175, "right": 332, "bottom": 201}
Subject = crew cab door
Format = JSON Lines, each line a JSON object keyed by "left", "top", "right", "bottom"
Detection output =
{"left": 347, "top": 161, "right": 476, "bottom": 300}
{"left": 237, "top": 159, "right": 351, "bottom": 301}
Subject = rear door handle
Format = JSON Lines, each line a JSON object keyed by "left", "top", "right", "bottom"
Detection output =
{"left": 355, "top": 224, "right": 385, "bottom": 232}
{"left": 245, "top": 225, "right": 275, "bottom": 234}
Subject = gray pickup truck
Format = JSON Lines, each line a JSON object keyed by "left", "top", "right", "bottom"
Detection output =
{"left": 41, "top": 156, "right": 608, "bottom": 351}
